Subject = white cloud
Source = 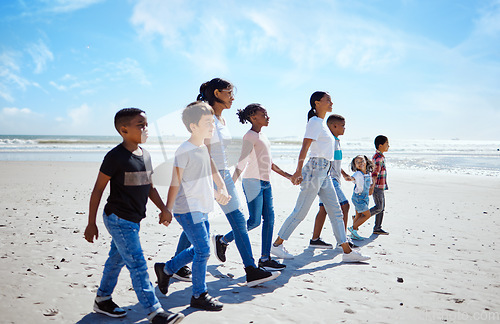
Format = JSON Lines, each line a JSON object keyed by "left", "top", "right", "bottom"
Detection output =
{"left": 0, "top": 51, "right": 32, "bottom": 102}
{"left": 27, "top": 39, "right": 53, "bottom": 74}
{"left": 68, "top": 103, "right": 91, "bottom": 128}
{"left": 108, "top": 58, "right": 151, "bottom": 86}
{"left": 43, "top": 0, "right": 105, "bottom": 13}
{"left": 2, "top": 107, "right": 36, "bottom": 116}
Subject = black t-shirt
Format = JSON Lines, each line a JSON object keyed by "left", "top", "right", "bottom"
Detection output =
{"left": 100, "top": 144, "right": 153, "bottom": 223}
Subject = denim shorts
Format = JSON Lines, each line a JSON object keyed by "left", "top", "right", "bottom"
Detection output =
{"left": 319, "top": 178, "right": 348, "bottom": 207}
{"left": 351, "top": 193, "right": 369, "bottom": 212}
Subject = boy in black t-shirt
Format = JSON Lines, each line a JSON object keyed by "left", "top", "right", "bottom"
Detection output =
{"left": 84, "top": 108, "right": 184, "bottom": 324}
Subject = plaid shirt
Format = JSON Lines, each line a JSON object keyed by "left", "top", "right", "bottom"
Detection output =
{"left": 371, "top": 151, "right": 388, "bottom": 190}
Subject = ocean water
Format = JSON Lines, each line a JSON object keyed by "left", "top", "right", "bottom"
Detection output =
{"left": 1, "top": 135, "right": 499, "bottom": 177}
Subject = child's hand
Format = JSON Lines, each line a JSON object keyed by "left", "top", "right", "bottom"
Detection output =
{"left": 159, "top": 210, "right": 173, "bottom": 227}
{"left": 369, "top": 185, "right": 375, "bottom": 195}
{"left": 291, "top": 170, "right": 303, "bottom": 185}
{"left": 84, "top": 224, "right": 99, "bottom": 243}
{"left": 215, "top": 187, "right": 231, "bottom": 205}
{"left": 344, "top": 175, "right": 354, "bottom": 182}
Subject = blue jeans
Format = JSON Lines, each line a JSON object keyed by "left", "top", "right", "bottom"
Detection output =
{"left": 319, "top": 178, "right": 348, "bottom": 206}
{"left": 164, "top": 212, "right": 210, "bottom": 298}
{"left": 216, "top": 170, "right": 256, "bottom": 268}
{"left": 174, "top": 231, "right": 191, "bottom": 256}
{"left": 225, "top": 179, "right": 274, "bottom": 260}
{"left": 98, "top": 213, "right": 161, "bottom": 314}
{"left": 278, "top": 157, "right": 347, "bottom": 244}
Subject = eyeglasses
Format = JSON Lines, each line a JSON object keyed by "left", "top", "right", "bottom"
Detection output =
{"left": 221, "top": 89, "right": 235, "bottom": 98}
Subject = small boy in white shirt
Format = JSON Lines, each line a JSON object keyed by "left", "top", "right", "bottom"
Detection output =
{"left": 154, "top": 101, "right": 230, "bottom": 311}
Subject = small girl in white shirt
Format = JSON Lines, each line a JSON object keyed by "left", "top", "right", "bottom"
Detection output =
{"left": 348, "top": 155, "right": 374, "bottom": 240}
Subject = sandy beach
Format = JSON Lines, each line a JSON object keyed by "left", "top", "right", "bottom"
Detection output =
{"left": 1, "top": 161, "right": 499, "bottom": 323}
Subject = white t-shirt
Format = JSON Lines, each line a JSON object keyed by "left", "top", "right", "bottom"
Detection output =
{"left": 173, "top": 141, "right": 214, "bottom": 217}
{"left": 236, "top": 130, "right": 272, "bottom": 181}
{"left": 303, "top": 116, "right": 335, "bottom": 161}
{"left": 210, "top": 116, "right": 232, "bottom": 171}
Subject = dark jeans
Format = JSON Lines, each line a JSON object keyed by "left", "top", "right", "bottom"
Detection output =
{"left": 369, "top": 187, "right": 385, "bottom": 231}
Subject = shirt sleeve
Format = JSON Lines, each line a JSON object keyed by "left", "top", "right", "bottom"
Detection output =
{"left": 100, "top": 150, "right": 117, "bottom": 177}
{"left": 371, "top": 155, "right": 382, "bottom": 178}
{"left": 236, "top": 135, "right": 254, "bottom": 172}
{"left": 174, "top": 145, "right": 189, "bottom": 170}
{"left": 303, "top": 118, "right": 321, "bottom": 140}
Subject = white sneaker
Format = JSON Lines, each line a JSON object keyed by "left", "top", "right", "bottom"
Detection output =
{"left": 342, "top": 250, "right": 370, "bottom": 263}
{"left": 271, "top": 244, "right": 294, "bottom": 259}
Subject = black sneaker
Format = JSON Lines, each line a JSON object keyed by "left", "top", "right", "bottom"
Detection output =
{"left": 258, "top": 259, "right": 286, "bottom": 271}
{"left": 93, "top": 298, "right": 127, "bottom": 318}
{"left": 190, "top": 292, "right": 223, "bottom": 311}
{"left": 245, "top": 266, "right": 280, "bottom": 287}
{"left": 154, "top": 263, "right": 172, "bottom": 295}
{"left": 172, "top": 265, "right": 192, "bottom": 282}
{"left": 151, "top": 311, "right": 185, "bottom": 324}
{"left": 309, "top": 238, "right": 333, "bottom": 249}
{"left": 373, "top": 229, "right": 389, "bottom": 235}
{"left": 212, "top": 234, "right": 228, "bottom": 263}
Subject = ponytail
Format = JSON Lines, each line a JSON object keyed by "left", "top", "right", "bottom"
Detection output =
{"left": 308, "top": 91, "right": 328, "bottom": 121}
{"left": 197, "top": 78, "right": 233, "bottom": 106}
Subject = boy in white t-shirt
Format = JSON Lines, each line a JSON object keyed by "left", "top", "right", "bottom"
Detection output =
{"left": 154, "top": 101, "right": 230, "bottom": 311}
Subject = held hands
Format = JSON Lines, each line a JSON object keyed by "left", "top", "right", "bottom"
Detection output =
{"left": 369, "top": 185, "right": 375, "bottom": 196}
{"left": 159, "top": 209, "right": 173, "bottom": 227}
{"left": 215, "top": 187, "right": 231, "bottom": 205}
{"left": 291, "top": 170, "right": 303, "bottom": 185}
{"left": 84, "top": 223, "right": 99, "bottom": 243}
{"left": 344, "top": 175, "right": 354, "bottom": 182}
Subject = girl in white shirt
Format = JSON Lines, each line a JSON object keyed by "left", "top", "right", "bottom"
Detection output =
{"left": 229, "top": 104, "right": 293, "bottom": 271}
{"left": 348, "top": 155, "right": 374, "bottom": 240}
{"left": 271, "top": 91, "right": 370, "bottom": 263}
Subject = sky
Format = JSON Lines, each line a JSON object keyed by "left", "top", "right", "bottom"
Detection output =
{"left": 1, "top": 0, "right": 499, "bottom": 140}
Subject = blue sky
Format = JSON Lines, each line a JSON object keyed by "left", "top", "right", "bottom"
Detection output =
{"left": 1, "top": 0, "right": 499, "bottom": 140}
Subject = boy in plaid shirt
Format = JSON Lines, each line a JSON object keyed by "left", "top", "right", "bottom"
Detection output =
{"left": 369, "top": 135, "right": 390, "bottom": 235}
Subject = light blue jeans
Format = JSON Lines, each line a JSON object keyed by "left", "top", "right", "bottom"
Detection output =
{"left": 164, "top": 212, "right": 210, "bottom": 298}
{"left": 225, "top": 179, "right": 274, "bottom": 261}
{"left": 278, "top": 157, "right": 348, "bottom": 244}
{"left": 98, "top": 213, "right": 161, "bottom": 314}
{"left": 217, "top": 170, "right": 256, "bottom": 268}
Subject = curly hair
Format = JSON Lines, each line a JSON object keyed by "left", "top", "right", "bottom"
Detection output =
{"left": 236, "top": 103, "right": 265, "bottom": 124}
{"left": 350, "top": 155, "right": 374, "bottom": 173}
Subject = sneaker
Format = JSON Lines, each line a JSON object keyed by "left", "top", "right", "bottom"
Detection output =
{"left": 212, "top": 234, "right": 228, "bottom": 263}
{"left": 348, "top": 226, "right": 364, "bottom": 240}
{"left": 337, "top": 239, "right": 360, "bottom": 250}
{"left": 245, "top": 266, "right": 281, "bottom": 287}
{"left": 258, "top": 258, "right": 286, "bottom": 271}
{"left": 150, "top": 311, "right": 185, "bottom": 324}
{"left": 373, "top": 229, "right": 389, "bottom": 235}
{"left": 190, "top": 292, "right": 223, "bottom": 311}
{"left": 271, "top": 244, "right": 294, "bottom": 259}
{"left": 342, "top": 250, "right": 371, "bottom": 263}
{"left": 309, "top": 238, "right": 333, "bottom": 249}
{"left": 154, "top": 263, "right": 172, "bottom": 295}
{"left": 172, "top": 265, "right": 192, "bottom": 282}
{"left": 93, "top": 298, "right": 127, "bottom": 318}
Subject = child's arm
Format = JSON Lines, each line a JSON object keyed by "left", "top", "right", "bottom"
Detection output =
{"left": 271, "top": 163, "right": 293, "bottom": 183}
{"left": 84, "top": 171, "right": 111, "bottom": 243}
{"left": 211, "top": 158, "right": 231, "bottom": 205}
{"left": 291, "top": 138, "right": 313, "bottom": 185}
{"left": 341, "top": 168, "right": 354, "bottom": 181}
{"left": 370, "top": 158, "right": 381, "bottom": 195}
{"left": 232, "top": 138, "right": 253, "bottom": 183}
{"left": 149, "top": 184, "right": 169, "bottom": 226}
{"left": 160, "top": 165, "right": 184, "bottom": 226}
